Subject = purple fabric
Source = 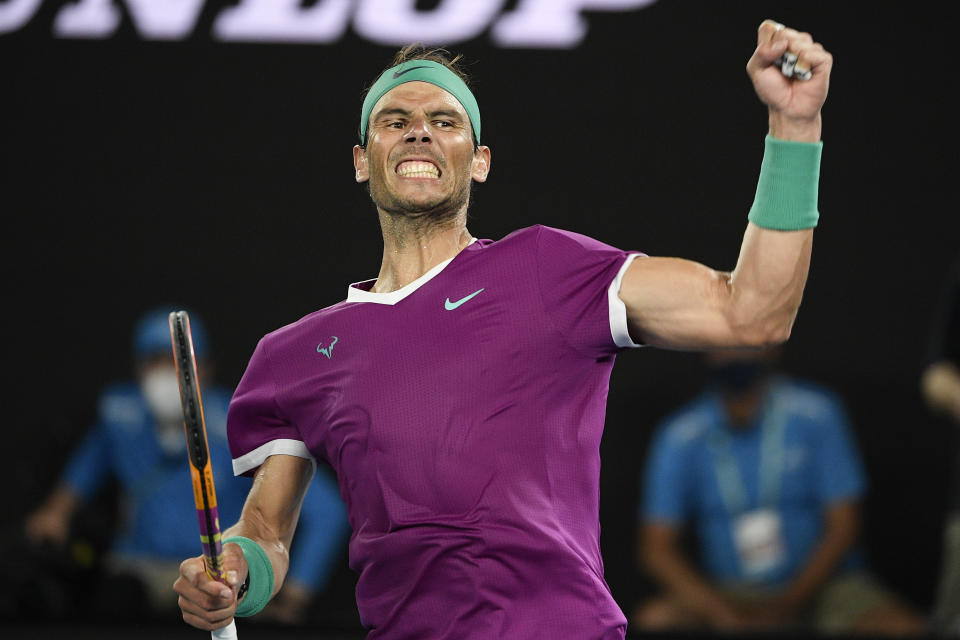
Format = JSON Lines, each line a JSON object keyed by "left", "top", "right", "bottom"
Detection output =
{"left": 228, "top": 225, "right": 639, "bottom": 639}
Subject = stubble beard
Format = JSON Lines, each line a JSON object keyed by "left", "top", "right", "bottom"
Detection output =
{"left": 369, "top": 166, "right": 472, "bottom": 236}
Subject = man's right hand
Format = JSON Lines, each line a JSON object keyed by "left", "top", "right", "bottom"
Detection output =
{"left": 706, "top": 602, "right": 752, "bottom": 631}
{"left": 24, "top": 487, "right": 77, "bottom": 546}
{"left": 173, "top": 545, "right": 246, "bottom": 632}
{"left": 24, "top": 506, "right": 70, "bottom": 545}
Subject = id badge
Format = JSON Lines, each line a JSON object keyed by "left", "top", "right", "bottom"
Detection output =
{"left": 733, "top": 509, "right": 786, "bottom": 577}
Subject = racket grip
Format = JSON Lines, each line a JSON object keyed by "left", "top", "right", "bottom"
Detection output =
{"left": 212, "top": 620, "right": 238, "bottom": 640}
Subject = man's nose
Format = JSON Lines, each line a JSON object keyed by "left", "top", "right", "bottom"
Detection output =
{"left": 405, "top": 117, "right": 432, "bottom": 143}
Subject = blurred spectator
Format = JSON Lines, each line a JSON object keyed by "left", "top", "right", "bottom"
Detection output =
{"left": 921, "top": 255, "right": 960, "bottom": 635}
{"left": 21, "top": 307, "right": 350, "bottom": 623}
{"left": 633, "top": 348, "right": 926, "bottom": 635}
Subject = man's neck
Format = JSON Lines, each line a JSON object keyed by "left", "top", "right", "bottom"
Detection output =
{"left": 371, "top": 208, "right": 473, "bottom": 293}
{"left": 721, "top": 380, "right": 771, "bottom": 430}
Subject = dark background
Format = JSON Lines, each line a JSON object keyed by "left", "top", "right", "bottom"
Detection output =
{"left": 2, "top": 0, "right": 958, "bottom": 635}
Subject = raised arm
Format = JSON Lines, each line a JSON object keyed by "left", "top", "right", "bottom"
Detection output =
{"left": 620, "top": 20, "right": 832, "bottom": 350}
{"left": 174, "top": 454, "right": 314, "bottom": 632}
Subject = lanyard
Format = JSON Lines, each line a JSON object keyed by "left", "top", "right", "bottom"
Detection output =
{"left": 707, "top": 391, "right": 787, "bottom": 515}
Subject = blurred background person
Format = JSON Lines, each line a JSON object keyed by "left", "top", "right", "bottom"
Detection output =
{"left": 19, "top": 306, "right": 350, "bottom": 623}
{"left": 632, "top": 348, "right": 926, "bottom": 635}
{"left": 22, "top": 307, "right": 231, "bottom": 618}
{"left": 922, "top": 254, "right": 960, "bottom": 635}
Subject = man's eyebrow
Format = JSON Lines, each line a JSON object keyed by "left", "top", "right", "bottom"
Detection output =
{"left": 373, "top": 107, "right": 464, "bottom": 121}
{"left": 427, "top": 110, "right": 464, "bottom": 121}
{"left": 373, "top": 107, "right": 411, "bottom": 120}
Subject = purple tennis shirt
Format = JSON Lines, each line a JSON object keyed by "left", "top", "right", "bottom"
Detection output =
{"left": 227, "top": 225, "right": 643, "bottom": 639}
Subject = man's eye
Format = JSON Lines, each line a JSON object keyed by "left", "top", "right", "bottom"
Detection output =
{"left": 388, "top": 121, "right": 405, "bottom": 128}
{"left": 434, "top": 120, "right": 452, "bottom": 128}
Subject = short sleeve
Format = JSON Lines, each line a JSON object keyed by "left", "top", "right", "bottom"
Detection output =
{"left": 227, "top": 337, "right": 314, "bottom": 477}
{"left": 640, "top": 420, "right": 694, "bottom": 524}
{"left": 811, "top": 395, "right": 866, "bottom": 503}
{"left": 62, "top": 387, "right": 139, "bottom": 498}
{"left": 61, "top": 422, "right": 111, "bottom": 500}
{"left": 535, "top": 225, "right": 644, "bottom": 357}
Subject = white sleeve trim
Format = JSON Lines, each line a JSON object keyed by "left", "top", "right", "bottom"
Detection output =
{"left": 232, "top": 438, "right": 316, "bottom": 476}
{"left": 608, "top": 253, "right": 643, "bottom": 349}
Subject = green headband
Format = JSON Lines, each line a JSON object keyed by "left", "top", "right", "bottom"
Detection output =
{"left": 359, "top": 59, "right": 481, "bottom": 146}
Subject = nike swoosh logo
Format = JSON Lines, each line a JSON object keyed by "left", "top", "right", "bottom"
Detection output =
{"left": 445, "top": 288, "right": 485, "bottom": 311}
{"left": 392, "top": 66, "right": 430, "bottom": 79}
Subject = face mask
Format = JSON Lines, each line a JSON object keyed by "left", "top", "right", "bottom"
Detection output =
{"left": 707, "top": 361, "right": 766, "bottom": 394}
{"left": 141, "top": 366, "right": 184, "bottom": 424}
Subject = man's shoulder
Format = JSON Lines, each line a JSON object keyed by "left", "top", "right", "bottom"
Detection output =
{"left": 488, "top": 225, "right": 635, "bottom": 271}
{"left": 773, "top": 377, "right": 847, "bottom": 423}
{"left": 96, "top": 381, "right": 148, "bottom": 429}
{"left": 486, "top": 224, "right": 546, "bottom": 247}
{"left": 255, "top": 302, "right": 354, "bottom": 351}
{"left": 505, "top": 224, "right": 611, "bottom": 246}
{"left": 493, "top": 224, "right": 601, "bottom": 247}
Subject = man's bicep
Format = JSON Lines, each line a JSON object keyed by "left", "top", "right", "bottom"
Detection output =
{"left": 643, "top": 520, "right": 684, "bottom": 546}
{"left": 822, "top": 500, "right": 860, "bottom": 543}
{"left": 619, "top": 256, "right": 736, "bottom": 349}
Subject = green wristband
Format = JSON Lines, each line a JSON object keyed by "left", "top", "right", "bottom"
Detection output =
{"left": 224, "top": 536, "right": 274, "bottom": 618}
{"left": 748, "top": 134, "right": 823, "bottom": 230}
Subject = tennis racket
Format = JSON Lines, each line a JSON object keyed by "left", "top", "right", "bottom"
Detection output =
{"left": 169, "top": 310, "right": 239, "bottom": 640}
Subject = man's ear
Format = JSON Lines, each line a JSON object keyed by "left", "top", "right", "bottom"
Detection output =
{"left": 471, "top": 146, "right": 491, "bottom": 183}
{"left": 353, "top": 145, "right": 369, "bottom": 183}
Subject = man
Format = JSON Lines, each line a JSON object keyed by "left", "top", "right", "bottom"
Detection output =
{"left": 176, "top": 20, "right": 831, "bottom": 639}
{"left": 633, "top": 349, "right": 926, "bottom": 635}
{"left": 24, "top": 307, "right": 244, "bottom": 616}
{"left": 24, "top": 307, "right": 348, "bottom": 621}
{"left": 921, "top": 254, "right": 960, "bottom": 635}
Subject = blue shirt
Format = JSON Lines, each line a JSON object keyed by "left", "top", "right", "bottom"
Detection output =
{"left": 62, "top": 381, "right": 349, "bottom": 591}
{"left": 640, "top": 377, "right": 866, "bottom": 587}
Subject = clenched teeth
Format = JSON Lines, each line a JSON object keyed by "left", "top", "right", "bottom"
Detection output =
{"left": 396, "top": 160, "right": 440, "bottom": 178}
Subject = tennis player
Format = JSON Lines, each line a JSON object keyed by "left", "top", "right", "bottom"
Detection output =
{"left": 174, "top": 19, "right": 832, "bottom": 639}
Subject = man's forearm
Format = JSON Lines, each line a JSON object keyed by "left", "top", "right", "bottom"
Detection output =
{"left": 776, "top": 502, "right": 859, "bottom": 613}
{"left": 724, "top": 106, "right": 822, "bottom": 344}
{"left": 223, "top": 455, "right": 315, "bottom": 598}
{"left": 24, "top": 485, "right": 80, "bottom": 543}
{"left": 223, "top": 513, "right": 292, "bottom": 599}
{"left": 720, "top": 55, "right": 825, "bottom": 342}
{"left": 43, "top": 484, "right": 80, "bottom": 514}
{"left": 769, "top": 112, "right": 821, "bottom": 143}
{"left": 644, "top": 543, "right": 736, "bottom": 621}
{"left": 726, "top": 223, "right": 813, "bottom": 345}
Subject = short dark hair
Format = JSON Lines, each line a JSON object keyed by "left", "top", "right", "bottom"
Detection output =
{"left": 358, "top": 44, "right": 476, "bottom": 147}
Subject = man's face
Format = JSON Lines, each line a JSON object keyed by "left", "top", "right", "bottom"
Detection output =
{"left": 705, "top": 349, "right": 778, "bottom": 426}
{"left": 353, "top": 81, "right": 490, "bottom": 219}
{"left": 137, "top": 355, "right": 183, "bottom": 423}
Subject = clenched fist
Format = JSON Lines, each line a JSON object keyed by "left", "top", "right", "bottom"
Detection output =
{"left": 173, "top": 544, "right": 247, "bottom": 632}
{"left": 747, "top": 19, "right": 833, "bottom": 141}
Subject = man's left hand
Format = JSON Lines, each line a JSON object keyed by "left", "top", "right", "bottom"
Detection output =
{"left": 747, "top": 19, "right": 833, "bottom": 140}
